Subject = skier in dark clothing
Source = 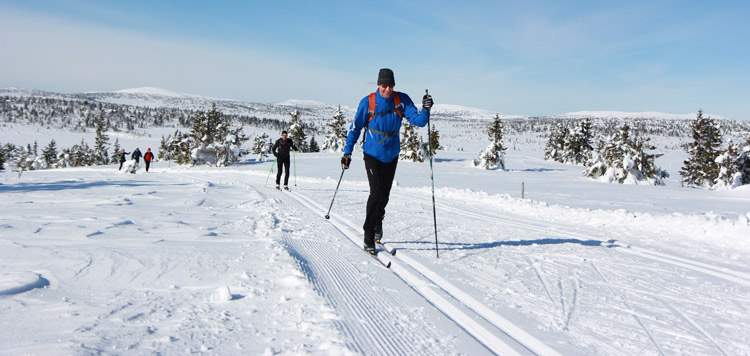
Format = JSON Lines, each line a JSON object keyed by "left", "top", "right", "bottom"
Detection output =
{"left": 131, "top": 148, "right": 142, "bottom": 164}
{"left": 118, "top": 149, "right": 130, "bottom": 170}
{"left": 143, "top": 148, "right": 154, "bottom": 172}
{"left": 341, "top": 68, "right": 433, "bottom": 253}
{"left": 272, "top": 131, "right": 298, "bottom": 190}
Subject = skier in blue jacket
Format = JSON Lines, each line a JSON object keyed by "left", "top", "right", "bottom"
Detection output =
{"left": 341, "top": 68, "right": 433, "bottom": 253}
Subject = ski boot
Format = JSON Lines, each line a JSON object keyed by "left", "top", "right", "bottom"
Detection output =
{"left": 284, "top": 185, "right": 290, "bottom": 191}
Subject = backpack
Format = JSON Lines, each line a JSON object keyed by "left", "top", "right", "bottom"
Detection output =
{"left": 364, "top": 92, "right": 403, "bottom": 145}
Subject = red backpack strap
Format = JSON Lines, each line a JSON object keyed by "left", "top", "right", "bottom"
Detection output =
{"left": 367, "top": 92, "right": 377, "bottom": 123}
{"left": 393, "top": 92, "right": 403, "bottom": 118}
{"left": 367, "top": 92, "right": 403, "bottom": 122}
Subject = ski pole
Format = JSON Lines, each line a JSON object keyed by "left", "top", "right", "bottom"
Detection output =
{"left": 293, "top": 150, "right": 297, "bottom": 186}
{"left": 324, "top": 168, "right": 345, "bottom": 220}
{"left": 264, "top": 156, "right": 276, "bottom": 188}
{"left": 425, "top": 89, "right": 439, "bottom": 258}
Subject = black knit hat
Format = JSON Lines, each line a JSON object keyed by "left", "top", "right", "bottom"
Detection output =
{"left": 377, "top": 68, "right": 395, "bottom": 86}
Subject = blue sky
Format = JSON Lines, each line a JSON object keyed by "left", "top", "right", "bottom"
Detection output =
{"left": 1, "top": 0, "right": 748, "bottom": 119}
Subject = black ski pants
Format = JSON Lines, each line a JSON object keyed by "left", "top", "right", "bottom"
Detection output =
{"left": 276, "top": 156, "right": 291, "bottom": 186}
{"left": 363, "top": 153, "right": 398, "bottom": 244}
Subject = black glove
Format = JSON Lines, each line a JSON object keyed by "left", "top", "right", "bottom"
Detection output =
{"left": 422, "top": 91, "right": 433, "bottom": 110}
{"left": 341, "top": 154, "right": 351, "bottom": 170}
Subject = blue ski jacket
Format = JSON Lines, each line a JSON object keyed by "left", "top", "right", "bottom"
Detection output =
{"left": 344, "top": 91, "right": 430, "bottom": 163}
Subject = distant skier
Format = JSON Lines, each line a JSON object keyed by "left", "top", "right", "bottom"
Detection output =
{"left": 131, "top": 148, "right": 142, "bottom": 164}
{"left": 118, "top": 149, "right": 130, "bottom": 170}
{"left": 271, "top": 131, "right": 298, "bottom": 190}
{"left": 341, "top": 68, "right": 432, "bottom": 254}
{"left": 143, "top": 148, "right": 154, "bottom": 172}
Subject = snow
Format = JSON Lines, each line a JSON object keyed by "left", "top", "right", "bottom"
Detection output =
{"left": 112, "top": 87, "right": 198, "bottom": 98}
{"left": 2, "top": 97, "right": 750, "bottom": 354}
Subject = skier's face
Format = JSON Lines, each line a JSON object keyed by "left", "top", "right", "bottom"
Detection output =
{"left": 282, "top": 133, "right": 287, "bottom": 140}
{"left": 378, "top": 84, "right": 394, "bottom": 99}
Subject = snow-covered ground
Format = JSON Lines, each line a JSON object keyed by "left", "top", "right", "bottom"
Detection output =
{"left": 2, "top": 124, "right": 749, "bottom": 355}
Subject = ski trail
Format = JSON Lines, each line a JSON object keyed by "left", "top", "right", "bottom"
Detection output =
{"left": 528, "top": 257, "right": 556, "bottom": 305}
{"left": 590, "top": 262, "right": 666, "bottom": 356}
{"left": 397, "top": 191, "right": 750, "bottom": 287}
{"left": 289, "top": 189, "right": 532, "bottom": 355}
{"left": 660, "top": 299, "right": 728, "bottom": 356}
{"left": 279, "top": 234, "right": 427, "bottom": 356}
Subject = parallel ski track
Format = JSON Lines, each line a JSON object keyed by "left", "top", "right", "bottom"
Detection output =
{"left": 289, "top": 189, "right": 560, "bottom": 356}
{"left": 396, "top": 191, "right": 750, "bottom": 287}
{"left": 172, "top": 172, "right": 440, "bottom": 355}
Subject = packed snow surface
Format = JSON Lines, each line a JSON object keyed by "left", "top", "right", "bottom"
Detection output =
{"left": 1, "top": 145, "right": 748, "bottom": 355}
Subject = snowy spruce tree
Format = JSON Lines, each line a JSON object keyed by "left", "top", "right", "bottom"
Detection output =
{"left": 251, "top": 133, "right": 271, "bottom": 161}
{"left": 545, "top": 119, "right": 593, "bottom": 165}
{"left": 288, "top": 110, "right": 308, "bottom": 152}
{"left": 321, "top": 105, "right": 348, "bottom": 152}
{"left": 423, "top": 124, "right": 441, "bottom": 158}
{"left": 714, "top": 138, "right": 750, "bottom": 188}
{"left": 584, "top": 124, "right": 668, "bottom": 185}
{"left": 399, "top": 123, "right": 424, "bottom": 162}
{"left": 110, "top": 139, "right": 122, "bottom": 164}
{"left": 680, "top": 110, "right": 723, "bottom": 187}
{"left": 41, "top": 140, "right": 59, "bottom": 169}
{"left": 186, "top": 105, "right": 249, "bottom": 166}
{"left": 94, "top": 112, "right": 110, "bottom": 165}
{"left": 545, "top": 122, "right": 569, "bottom": 163}
{"left": 309, "top": 136, "right": 320, "bottom": 152}
{"left": 473, "top": 114, "right": 506, "bottom": 170}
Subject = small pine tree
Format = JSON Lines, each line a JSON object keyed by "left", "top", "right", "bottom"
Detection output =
{"left": 545, "top": 123, "right": 569, "bottom": 162}
{"left": 584, "top": 124, "right": 668, "bottom": 185}
{"left": 158, "top": 136, "right": 171, "bottom": 162}
{"left": 251, "top": 133, "right": 271, "bottom": 161}
{"left": 111, "top": 139, "right": 122, "bottom": 164}
{"left": 680, "top": 110, "right": 723, "bottom": 187}
{"left": 425, "top": 124, "right": 441, "bottom": 158}
{"left": 474, "top": 114, "right": 506, "bottom": 170}
{"left": 288, "top": 110, "right": 309, "bottom": 152}
{"left": 715, "top": 138, "right": 750, "bottom": 188}
{"left": 0, "top": 144, "right": 6, "bottom": 171}
{"left": 94, "top": 112, "right": 109, "bottom": 164}
{"left": 399, "top": 123, "right": 424, "bottom": 162}
{"left": 309, "top": 135, "right": 320, "bottom": 153}
{"left": 321, "top": 105, "right": 348, "bottom": 152}
{"left": 41, "top": 140, "right": 58, "bottom": 168}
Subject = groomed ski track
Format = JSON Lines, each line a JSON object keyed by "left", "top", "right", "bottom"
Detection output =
{"left": 173, "top": 170, "right": 750, "bottom": 356}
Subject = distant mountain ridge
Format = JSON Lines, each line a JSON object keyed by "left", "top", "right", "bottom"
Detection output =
{"left": 0, "top": 86, "right": 731, "bottom": 122}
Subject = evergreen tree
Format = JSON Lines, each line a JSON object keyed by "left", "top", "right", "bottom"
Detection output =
{"left": 42, "top": 140, "right": 59, "bottom": 168}
{"left": 680, "top": 110, "right": 723, "bottom": 187}
{"left": 309, "top": 135, "right": 320, "bottom": 153}
{"left": 0, "top": 144, "right": 6, "bottom": 171}
{"left": 94, "top": 112, "right": 110, "bottom": 164}
{"left": 545, "top": 123, "right": 569, "bottom": 162}
{"left": 567, "top": 119, "right": 594, "bottom": 165}
{"left": 288, "top": 110, "right": 309, "bottom": 152}
{"left": 251, "top": 133, "right": 271, "bottom": 161}
{"left": 69, "top": 139, "right": 95, "bottom": 167}
{"left": 321, "top": 105, "right": 348, "bottom": 152}
{"left": 545, "top": 119, "right": 593, "bottom": 165}
{"left": 111, "top": 139, "right": 122, "bottom": 164}
{"left": 399, "top": 123, "right": 424, "bottom": 162}
{"left": 473, "top": 114, "right": 506, "bottom": 170}
{"left": 165, "top": 105, "right": 249, "bottom": 166}
{"left": 715, "top": 138, "right": 750, "bottom": 188}
{"left": 424, "top": 124, "right": 441, "bottom": 158}
{"left": 584, "top": 124, "right": 668, "bottom": 185}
